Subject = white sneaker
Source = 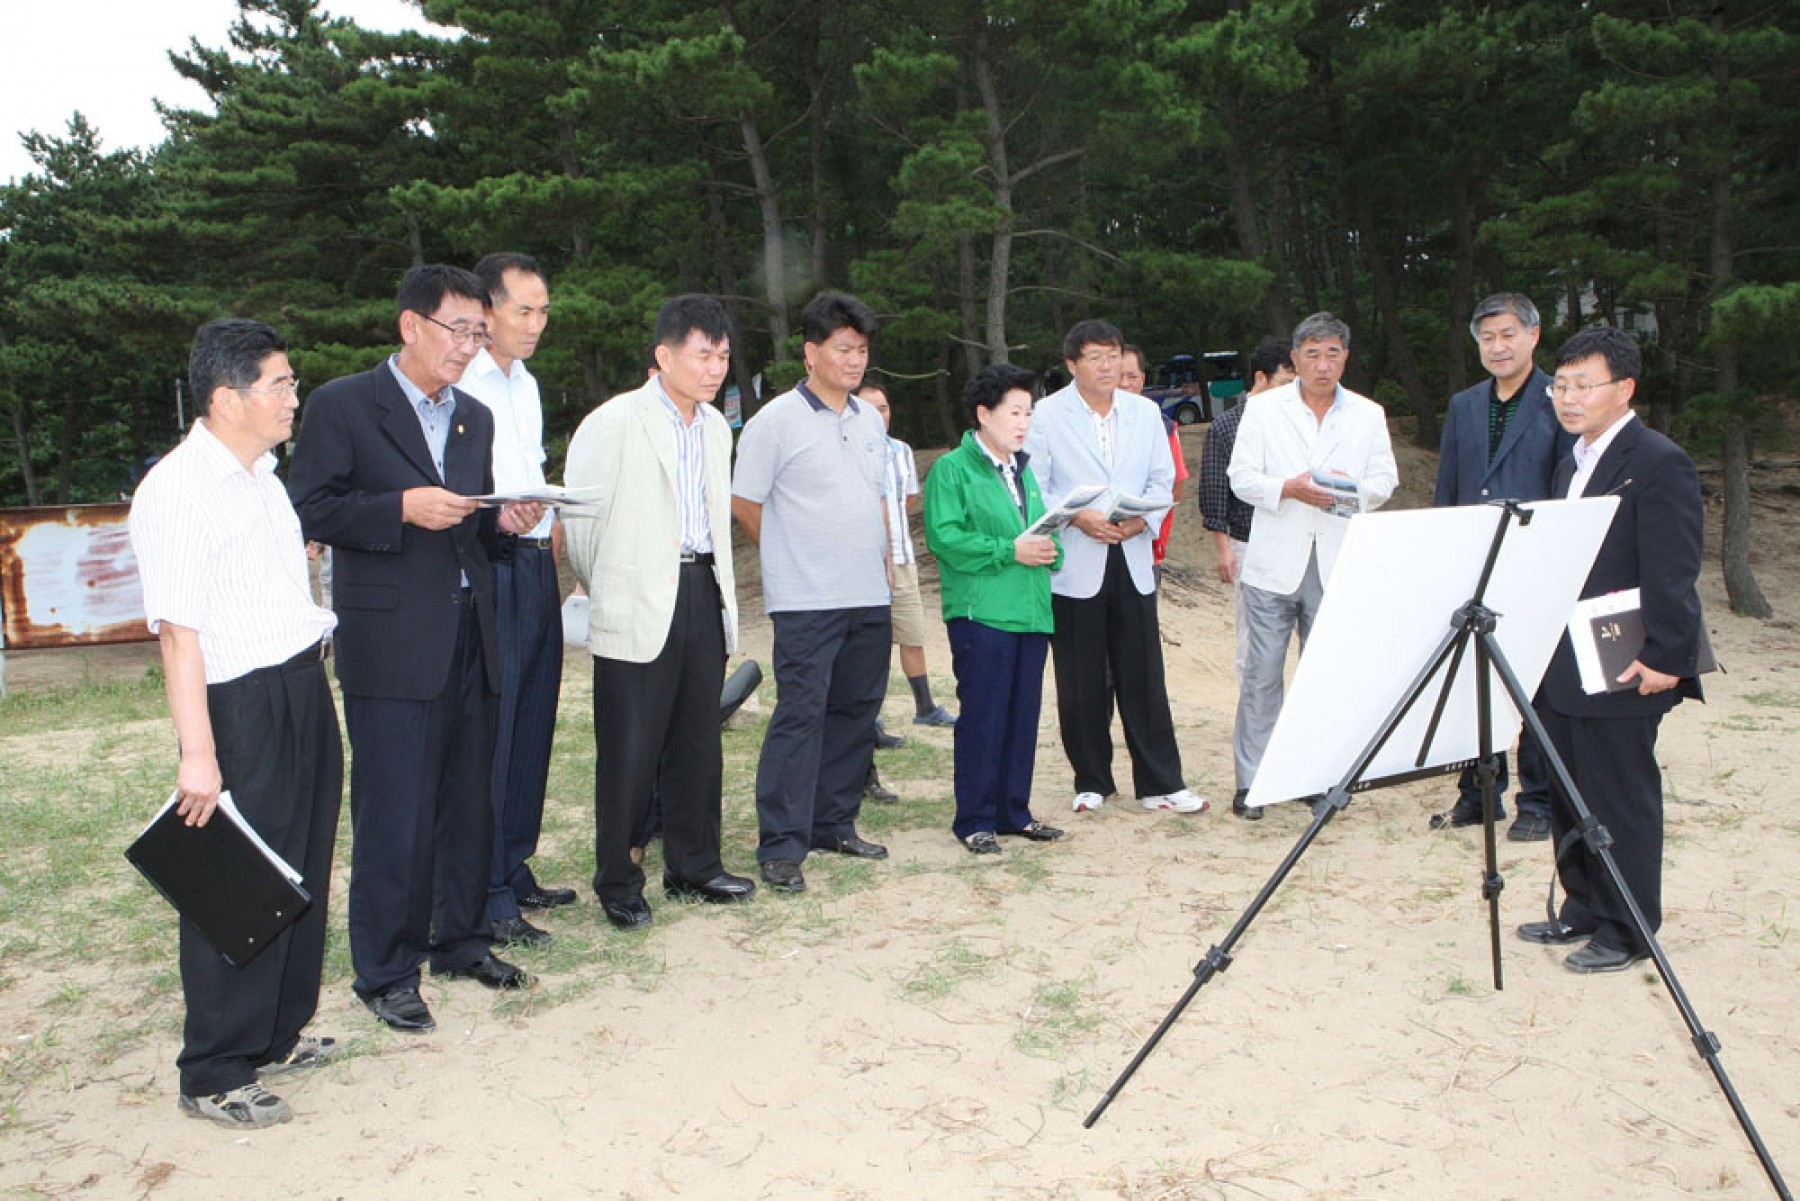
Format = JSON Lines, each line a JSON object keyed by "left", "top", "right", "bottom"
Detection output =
{"left": 1141, "top": 788, "right": 1209, "bottom": 814}
{"left": 1072, "top": 791, "right": 1105, "bottom": 813}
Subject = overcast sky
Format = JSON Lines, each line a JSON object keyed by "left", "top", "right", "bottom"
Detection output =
{"left": 3, "top": 0, "right": 446, "bottom": 184}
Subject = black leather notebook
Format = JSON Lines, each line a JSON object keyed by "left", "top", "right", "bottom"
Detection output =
{"left": 125, "top": 792, "right": 311, "bottom": 967}
{"left": 1586, "top": 607, "right": 1719, "bottom": 694}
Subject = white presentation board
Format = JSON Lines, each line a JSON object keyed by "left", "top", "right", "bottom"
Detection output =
{"left": 1245, "top": 498, "right": 1616, "bottom": 809}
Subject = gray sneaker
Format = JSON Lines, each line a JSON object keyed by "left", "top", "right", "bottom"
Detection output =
{"left": 178, "top": 1082, "right": 293, "bottom": 1128}
{"left": 258, "top": 1035, "right": 342, "bottom": 1080}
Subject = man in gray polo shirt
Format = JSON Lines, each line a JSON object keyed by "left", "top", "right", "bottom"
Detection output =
{"left": 731, "top": 291, "right": 892, "bottom": 894}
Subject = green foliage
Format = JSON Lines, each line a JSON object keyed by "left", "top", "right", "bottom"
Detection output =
{"left": 3, "top": 0, "right": 1798, "bottom": 511}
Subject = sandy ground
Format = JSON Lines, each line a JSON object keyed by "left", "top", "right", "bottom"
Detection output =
{"left": 2, "top": 426, "right": 1797, "bottom": 1200}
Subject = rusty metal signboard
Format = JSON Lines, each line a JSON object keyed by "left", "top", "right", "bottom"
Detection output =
{"left": 0, "top": 505, "right": 152, "bottom": 649}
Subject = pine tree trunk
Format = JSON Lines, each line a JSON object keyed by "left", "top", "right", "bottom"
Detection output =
{"left": 11, "top": 403, "right": 41, "bottom": 507}
{"left": 1719, "top": 416, "right": 1770, "bottom": 617}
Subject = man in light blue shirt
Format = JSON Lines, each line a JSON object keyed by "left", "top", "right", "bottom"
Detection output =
{"left": 1024, "top": 318, "right": 1206, "bottom": 817}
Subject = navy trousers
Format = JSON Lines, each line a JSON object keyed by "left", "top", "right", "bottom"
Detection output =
{"left": 486, "top": 545, "right": 563, "bottom": 921}
{"left": 344, "top": 603, "right": 496, "bottom": 998}
{"left": 948, "top": 619, "right": 1048, "bottom": 839}
{"left": 755, "top": 606, "right": 890, "bottom": 864}
{"left": 179, "top": 650, "right": 341, "bottom": 1097}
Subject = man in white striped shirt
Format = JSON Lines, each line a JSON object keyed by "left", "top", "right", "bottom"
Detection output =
{"left": 128, "top": 319, "right": 343, "bottom": 1129}
{"left": 563, "top": 294, "right": 753, "bottom": 931}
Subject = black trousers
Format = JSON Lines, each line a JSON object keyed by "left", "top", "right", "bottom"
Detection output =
{"left": 179, "top": 648, "right": 342, "bottom": 1097}
{"left": 486, "top": 544, "right": 563, "bottom": 921}
{"left": 344, "top": 603, "right": 496, "bottom": 998}
{"left": 592, "top": 561, "right": 727, "bottom": 902}
{"left": 1536, "top": 703, "right": 1665, "bottom": 954}
{"left": 755, "top": 606, "right": 890, "bottom": 864}
{"left": 1049, "top": 545, "right": 1184, "bottom": 798}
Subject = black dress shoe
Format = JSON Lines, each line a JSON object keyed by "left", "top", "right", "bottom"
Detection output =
{"left": 1565, "top": 942, "right": 1650, "bottom": 974}
{"left": 760, "top": 859, "right": 806, "bottom": 893}
{"left": 1230, "top": 789, "right": 1261, "bottom": 822}
{"left": 600, "top": 895, "right": 654, "bottom": 930}
{"left": 664, "top": 872, "right": 757, "bottom": 903}
{"left": 1000, "top": 821, "right": 1064, "bottom": 842}
{"left": 1517, "top": 919, "right": 1592, "bottom": 946}
{"left": 864, "top": 764, "right": 899, "bottom": 804}
{"left": 873, "top": 721, "right": 906, "bottom": 750}
{"left": 441, "top": 953, "right": 530, "bottom": 990}
{"left": 962, "top": 831, "right": 1001, "bottom": 854}
{"left": 365, "top": 986, "right": 436, "bottom": 1033}
{"left": 517, "top": 884, "right": 578, "bottom": 911}
{"left": 1429, "top": 802, "right": 1503, "bottom": 830}
{"left": 1507, "top": 813, "right": 1551, "bottom": 842}
{"left": 814, "top": 833, "right": 888, "bottom": 859}
{"left": 489, "top": 915, "right": 552, "bottom": 947}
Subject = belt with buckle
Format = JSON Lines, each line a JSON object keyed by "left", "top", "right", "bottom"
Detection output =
{"left": 678, "top": 551, "right": 715, "bottom": 566}
{"left": 513, "top": 536, "right": 554, "bottom": 549}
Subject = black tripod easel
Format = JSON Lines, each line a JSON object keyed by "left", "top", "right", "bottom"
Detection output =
{"left": 1083, "top": 502, "right": 1791, "bottom": 1201}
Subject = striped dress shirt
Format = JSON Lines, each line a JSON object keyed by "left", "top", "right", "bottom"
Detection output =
{"left": 658, "top": 382, "right": 713, "bottom": 554}
{"left": 128, "top": 420, "right": 337, "bottom": 683}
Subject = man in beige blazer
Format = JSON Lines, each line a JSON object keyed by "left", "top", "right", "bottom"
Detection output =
{"left": 564, "top": 294, "right": 754, "bottom": 930}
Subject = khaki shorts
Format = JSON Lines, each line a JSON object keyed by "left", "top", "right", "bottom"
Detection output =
{"left": 890, "top": 562, "right": 927, "bottom": 646}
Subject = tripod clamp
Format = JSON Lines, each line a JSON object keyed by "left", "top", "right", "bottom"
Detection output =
{"left": 1452, "top": 600, "right": 1498, "bottom": 635}
{"left": 1191, "top": 945, "right": 1232, "bottom": 987}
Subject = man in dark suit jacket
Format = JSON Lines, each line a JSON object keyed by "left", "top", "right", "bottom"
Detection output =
{"left": 288, "top": 265, "right": 544, "bottom": 1032}
{"left": 1520, "top": 325, "right": 1705, "bottom": 975}
{"left": 1432, "top": 293, "right": 1572, "bottom": 842}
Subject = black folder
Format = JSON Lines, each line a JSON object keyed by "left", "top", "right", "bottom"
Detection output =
{"left": 125, "top": 792, "right": 312, "bottom": 967}
{"left": 1586, "top": 607, "right": 1720, "bottom": 694}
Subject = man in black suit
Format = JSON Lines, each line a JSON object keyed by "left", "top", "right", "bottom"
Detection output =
{"left": 1431, "top": 293, "right": 1571, "bottom": 841}
{"left": 1520, "top": 325, "right": 1705, "bottom": 974}
{"left": 288, "top": 265, "right": 544, "bottom": 1031}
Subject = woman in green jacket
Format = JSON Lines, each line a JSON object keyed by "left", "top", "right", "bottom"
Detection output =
{"left": 923, "top": 364, "right": 1065, "bottom": 853}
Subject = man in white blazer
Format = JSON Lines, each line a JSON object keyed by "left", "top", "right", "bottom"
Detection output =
{"left": 564, "top": 294, "right": 754, "bottom": 931}
{"left": 1024, "top": 319, "right": 1205, "bottom": 815}
{"left": 1226, "top": 312, "right": 1399, "bottom": 805}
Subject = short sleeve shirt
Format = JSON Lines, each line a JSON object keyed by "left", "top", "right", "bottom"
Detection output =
{"left": 732, "top": 385, "right": 891, "bottom": 612}
{"left": 881, "top": 437, "right": 920, "bottom": 566}
{"left": 128, "top": 420, "right": 337, "bottom": 683}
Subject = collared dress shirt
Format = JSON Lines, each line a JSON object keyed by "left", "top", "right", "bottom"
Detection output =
{"left": 129, "top": 419, "right": 337, "bottom": 683}
{"left": 657, "top": 378, "right": 714, "bottom": 555}
{"left": 1567, "top": 411, "right": 1636, "bottom": 500}
{"left": 1227, "top": 380, "right": 1399, "bottom": 595}
{"left": 387, "top": 356, "right": 469, "bottom": 585}
{"left": 458, "top": 348, "right": 554, "bottom": 539}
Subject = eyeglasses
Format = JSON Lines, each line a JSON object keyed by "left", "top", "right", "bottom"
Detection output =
{"left": 1548, "top": 378, "right": 1619, "bottom": 400}
{"left": 236, "top": 377, "right": 302, "bottom": 399}
{"left": 421, "top": 313, "right": 491, "bottom": 347}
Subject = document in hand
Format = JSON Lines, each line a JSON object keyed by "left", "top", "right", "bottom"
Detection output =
{"left": 1102, "top": 491, "right": 1161, "bottom": 523}
{"left": 1025, "top": 483, "right": 1108, "bottom": 536}
{"left": 1024, "top": 484, "right": 1161, "bottom": 536}
{"left": 125, "top": 791, "right": 311, "bottom": 967}
{"left": 1568, "top": 588, "right": 1719, "bottom": 695}
{"left": 1309, "top": 468, "right": 1363, "bottom": 518}
{"left": 466, "top": 484, "right": 602, "bottom": 508}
